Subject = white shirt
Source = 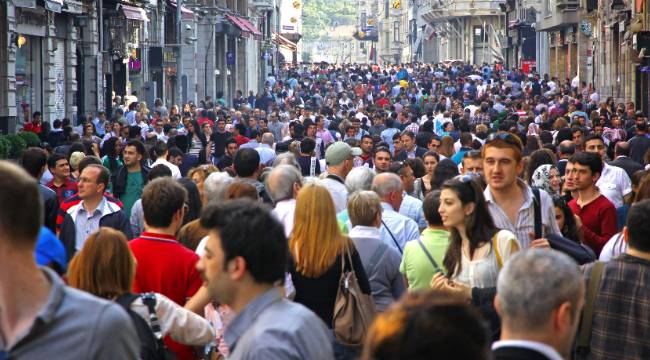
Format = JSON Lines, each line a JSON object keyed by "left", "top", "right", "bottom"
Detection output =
{"left": 272, "top": 199, "right": 296, "bottom": 238}
{"left": 322, "top": 175, "right": 349, "bottom": 213}
{"left": 596, "top": 163, "right": 632, "bottom": 208}
{"left": 380, "top": 202, "right": 421, "bottom": 253}
{"left": 492, "top": 340, "right": 563, "bottom": 360}
{"left": 151, "top": 158, "right": 181, "bottom": 179}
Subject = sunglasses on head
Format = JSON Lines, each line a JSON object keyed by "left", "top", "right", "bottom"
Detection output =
{"left": 485, "top": 132, "right": 523, "bottom": 150}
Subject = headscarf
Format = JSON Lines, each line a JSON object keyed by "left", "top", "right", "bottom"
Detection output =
{"left": 531, "top": 164, "right": 558, "bottom": 195}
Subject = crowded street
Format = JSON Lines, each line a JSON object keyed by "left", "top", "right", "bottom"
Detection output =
{"left": 2, "top": 0, "right": 650, "bottom": 360}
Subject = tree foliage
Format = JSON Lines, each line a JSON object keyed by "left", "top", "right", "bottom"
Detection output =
{"left": 302, "top": 0, "right": 356, "bottom": 41}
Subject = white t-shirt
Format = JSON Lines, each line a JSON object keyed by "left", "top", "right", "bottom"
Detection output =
{"left": 151, "top": 158, "right": 181, "bottom": 179}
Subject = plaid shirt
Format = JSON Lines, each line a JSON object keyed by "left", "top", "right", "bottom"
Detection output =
{"left": 582, "top": 254, "right": 650, "bottom": 359}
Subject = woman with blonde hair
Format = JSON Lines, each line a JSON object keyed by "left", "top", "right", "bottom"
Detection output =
{"left": 67, "top": 227, "right": 214, "bottom": 358}
{"left": 289, "top": 182, "right": 371, "bottom": 359}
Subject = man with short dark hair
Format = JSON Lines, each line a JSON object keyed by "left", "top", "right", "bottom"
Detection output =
{"left": 60, "top": 164, "right": 132, "bottom": 259}
{"left": 129, "top": 177, "right": 202, "bottom": 359}
{"left": 0, "top": 161, "right": 139, "bottom": 358}
{"left": 567, "top": 152, "right": 617, "bottom": 256}
{"left": 22, "top": 147, "right": 59, "bottom": 232}
{"left": 395, "top": 130, "right": 427, "bottom": 161}
{"left": 150, "top": 140, "right": 181, "bottom": 179}
{"left": 197, "top": 199, "right": 334, "bottom": 359}
{"left": 580, "top": 199, "right": 650, "bottom": 358}
{"left": 217, "top": 138, "right": 239, "bottom": 171}
{"left": 557, "top": 140, "right": 575, "bottom": 176}
{"left": 609, "top": 141, "right": 644, "bottom": 179}
{"left": 212, "top": 117, "right": 232, "bottom": 159}
{"left": 23, "top": 111, "right": 43, "bottom": 134}
{"left": 584, "top": 134, "right": 632, "bottom": 208}
{"left": 373, "top": 147, "right": 392, "bottom": 173}
{"left": 628, "top": 117, "right": 650, "bottom": 165}
{"left": 46, "top": 153, "right": 78, "bottom": 204}
{"left": 451, "top": 132, "right": 474, "bottom": 164}
{"left": 234, "top": 148, "right": 272, "bottom": 203}
{"left": 111, "top": 139, "right": 150, "bottom": 217}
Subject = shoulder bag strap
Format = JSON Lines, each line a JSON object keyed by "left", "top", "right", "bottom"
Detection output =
{"left": 532, "top": 188, "right": 543, "bottom": 240}
{"left": 576, "top": 261, "right": 605, "bottom": 357}
{"left": 492, "top": 232, "right": 503, "bottom": 269}
{"left": 381, "top": 219, "right": 403, "bottom": 254}
{"left": 309, "top": 156, "right": 317, "bottom": 177}
{"left": 416, "top": 237, "right": 442, "bottom": 273}
{"left": 140, "top": 293, "right": 163, "bottom": 340}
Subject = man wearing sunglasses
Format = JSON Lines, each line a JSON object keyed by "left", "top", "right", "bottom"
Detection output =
{"left": 482, "top": 133, "right": 560, "bottom": 249}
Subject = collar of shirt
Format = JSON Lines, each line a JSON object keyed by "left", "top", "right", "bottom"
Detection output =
{"left": 484, "top": 179, "right": 534, "bottom": 208}
{"left": 225, "top": 288, "right": 282, "bottom": 352}
{"left": 139, "top": 231, "right": 179, "bottom": 243}
{"left": 79, "top": 197, "right": 107, "bottom": 217}
{"left": 349, "top": 225, "right": 381, "bottom": 239}
{"left": 492, "top": 340, "right": 563, "bottom": 360}
{"left": 381, "top": 202, "right": 396, "bottom": 212}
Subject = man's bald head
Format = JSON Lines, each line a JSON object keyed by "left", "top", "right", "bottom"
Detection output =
{"left": 615, "top": 141, "right": 630, "bottom": 158}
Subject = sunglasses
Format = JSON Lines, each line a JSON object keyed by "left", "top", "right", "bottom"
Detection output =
{"left": 485, "top": 132, "right": 523, "bottom": 151}
{"left": 463, "top": 150, "right": 482, "bottom": 158}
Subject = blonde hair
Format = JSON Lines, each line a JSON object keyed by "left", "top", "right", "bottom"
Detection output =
{"left": 348, "top": 191, "right": 382, "bottom": 227}
{"left": 290, "top": 183, "right": 349, "bottom": 277}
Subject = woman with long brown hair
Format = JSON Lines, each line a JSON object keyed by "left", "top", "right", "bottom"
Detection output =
{"left": 288, "top": 182, "right": 371, "bottom": 359}
{"left": 67, "top": 227, "right": 214, "bottom": 355}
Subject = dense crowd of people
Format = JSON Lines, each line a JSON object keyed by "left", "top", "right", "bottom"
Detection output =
{"left": 3, "top": 61, "right": 650, "bottom": 359}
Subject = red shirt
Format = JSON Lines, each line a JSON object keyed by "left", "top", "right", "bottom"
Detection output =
{"left": 234, "top": 134, "right": 250, "bottom": 146}
{"left": 129, "top": 232, "right": 202, "bottom": 360}
{"left": 197, "top": 117, "right": 214, "bottom": 128}
{"left": 376, "top": 98, "right": 389, "bottom": 108}
{"left": 46, "top": 178, "right": 78, "bottom": 204}
{"left": 569, "top": 194, "right": 617, "bottom": 256}
{"left": 23, "top": 122, "right": 42, "bottom": 134}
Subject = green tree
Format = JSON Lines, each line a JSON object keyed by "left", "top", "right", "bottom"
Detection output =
{"left": 302, "top": 0, "right": 356, "bottom": 41}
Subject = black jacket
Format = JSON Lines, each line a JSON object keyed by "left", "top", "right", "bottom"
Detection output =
{"left": 395, "top": 146, "right": 428, "bottom": 161}
{"left": 493, "top": 346, "right": 554, "bottom": 360}
{"left": 111, "top": 165, "right": 150, "bottom": 199}
{"left": 40, "top": 184, "right": 59, "bottom": 233}
{"left": 609, "top": 156, "right": 644, "bottom": 180}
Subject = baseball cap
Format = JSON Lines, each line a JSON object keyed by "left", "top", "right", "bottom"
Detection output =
{"left": 325, "top": 142, "right": 362, "bottom": 166}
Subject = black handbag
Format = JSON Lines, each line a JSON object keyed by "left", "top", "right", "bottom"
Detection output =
{"left": 532, "top": 188, "right": 596, "bottom": 265}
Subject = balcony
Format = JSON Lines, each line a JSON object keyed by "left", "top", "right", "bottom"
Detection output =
{"left": 421, "top": 0, "right": 505, "bottom": 22}
{"left": 556, "top": 0, "right": 579, "bottom": 11}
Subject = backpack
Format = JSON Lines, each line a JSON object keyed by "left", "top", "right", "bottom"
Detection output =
{"left": 116, "top": 293, "right": 177, "bottom": 360}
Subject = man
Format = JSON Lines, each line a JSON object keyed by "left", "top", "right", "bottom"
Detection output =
{"left": 266, "top": 165, "right": 303, "bottom": 237}
{"left": 150, "top": 140, "right": 181, "bottom": 179}
{"left": 571, "top": 128, "right": 584, "bottom": 151}
{"left": 197, "top": 199, "right": 334, "bottom": 359}
{"left": 59, "top": 164, "right": 132, "bottom": 260}
{"left": 609, "top": 141, "right": 644, "bottom": 179}
{"left": 627, "top": 117, "right": 650, "bottom": 165}
{"left": 371, "top": 173, "right": 420, "bottom": 253}
{"left": 483, "top": 133, "right": 560, "bottom": 248}
{"left": 0, "top": 161, "right": 139, "bottom": 358}
{"left": 22, "top": 148, "right": 59, "bottom": 232}
{"left": 46, "top": 153, "right": 78, "bottom": 204}
{"left": 493, "top": 249, "right": 583, "bottom": 360}
{"left": 368, "top": 114, "right": 386, "bottom": 137}
{"left": 92, "top": 111, "right": 107, "bottom": 137}
{"left": 129, "top": 178, "right": 202, "bottom": 360}
{"left": 22, "top": 111, "right": 43, "bottom": 135}
{"left": 233, "top": 123, "right": 250, "bottom": 146}
{"left": 373, "top": 147, "right": 392, "bottom": 174}
{"left": 256, "top": 132, "right": 277, "bottom": 167}
{"left": 584, "top": 134, "right": 632, "bottom": 208}
{"left": 359, "top": 134, "right": 374, "bottom": 166}
{"left": 581, "top": 199, "right": 650, "bottom": 358}
{"left": 395, "top": 130, "right": 427, "bottom": 161}
{"left": 240, "top": 129, "right": 262, "bottom": 149}
{"left": 212, "top": 117, "right": 232, "bottom": 159}
{"left": 267, "top": 112, "right": 285, "bottom": 145}
{"left": 390, "top": 161, "right": 427, "bottom": 229}
{"left": 461, "top": 150, "right": 484, "bottom": 177}
{"left": 567, "top": 152, "right": 617, "bottom": 255}
{"left": 111, "top": 139, "right": 150, "bottom": 218}
{"left": 217, "top": 138, "right": 238, "bottom": 171}
{"left": 323, "top": 142, "right": 361, "bottom": 212}
{"left": 556, "top": 140, "right": 575, "bottom": 176}
{"left": 234, "top": 148, "right": 272, "bottom": 203}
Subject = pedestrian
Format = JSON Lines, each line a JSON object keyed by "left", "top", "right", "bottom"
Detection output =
{"left": 46, "top": 153, "right": 78, "bottom": 204}
{"left": 111, "top": 139, "right": 150, "bottom": 218}
{"left": 322, "top": 142, "right": 362, "bottom": 212}
{"left": 0, "top": 161, "right": 139, "bottom": 358}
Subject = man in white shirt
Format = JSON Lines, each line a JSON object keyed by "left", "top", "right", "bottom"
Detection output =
{"left": 150, "top": 140, "right": 181, "bottom": 179}
{"left": 492, "top": 249, "right": 583, "bottom": 360}
{"left": 322, "top": 142, "right": 361, "bottom": 213}
{"left": 266, "top": 165, "right": 302, "bottom": 238}
{"left": 584, "top": 134, "right": 632, "bottom": 208}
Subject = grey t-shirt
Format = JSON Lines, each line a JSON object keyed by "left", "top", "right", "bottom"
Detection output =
{"left": 1, "top": 267, "right": 140, "bottom": 359}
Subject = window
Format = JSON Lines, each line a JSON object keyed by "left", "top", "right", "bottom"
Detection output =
{"left": 385, "top": 0, "right": 389, "bottom": 19}
{"left": 473, "top": 26, "right": 486, "bottom": 45}
{"left": 394, "top": 21, "right": 400, "bottom": 43}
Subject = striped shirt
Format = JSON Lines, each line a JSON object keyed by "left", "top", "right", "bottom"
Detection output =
{"left": 484, "top": 180, "right": 560, "bottom": 249}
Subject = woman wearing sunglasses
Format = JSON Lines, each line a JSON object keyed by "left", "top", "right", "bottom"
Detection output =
{"left": 438, "top": 175, "right": 520, "bottom": 288}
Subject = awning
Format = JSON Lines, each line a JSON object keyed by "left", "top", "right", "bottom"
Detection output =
{"left": 120, "top": 4, "right": 149, "bottom": 22}
{"left": 238, "top": 17, "right": 263, "bottom": 40}
{"left": 44, "top": 0, "right": 63, "bottom": 12}
{"left": 225, "top": 14, "right": 251, "bottom": 38}
{"left": 168, "top": 0, "right": 195, "bottom": 21}
{"left": 272, "top": 32, "right": 297, "bottom": 51}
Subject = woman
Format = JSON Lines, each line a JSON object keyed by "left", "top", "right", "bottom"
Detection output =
{"left": 289, "top": 183, "right": 371, "bottom": 359}
{"left": 188, "top": 165, "right": 218, "bottom": 204}
{"left": 552, "top": 195, "right": 582, "bottom": 244}
{"left": 525, "top": 149, "right": 555, "bottom": 184}
{"left": 438, "top": 135, "right": 455, "bottom": 158}
{"left": 67, "top": 228, "right": 214, "bottom": 357}
{"left": 430, "top": 158, "right": 459, "bottom": 191}
{"left": 531, "top": 164, "right": 561, "bottom": 196}
{"left": 400, "top": 191, "right": 450, "bottom": 290}
{"left": 438, "top": 176, "right": 520, "bottom": 288}
{"left": 414, "top": 151, "right": 439, "bottom": 200}
{"left": 177, "top": 178, "right": 202, "bottom": 227}
{"left": 186, "top": 120, "right": 208, "bottom": 162}
{"left": 201, "top": 122, "right": 214, "bottom": 162}
{"left": 347, "top": 191, "right": 405, "bottom": 312}
{"left": 101, "top": 136, "right": 123, "bottom": 175}
{"left": 82, "top": 123, "right": 101, "bottom": 145}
